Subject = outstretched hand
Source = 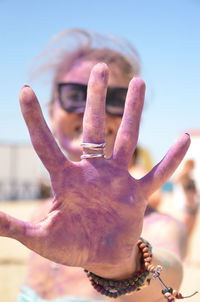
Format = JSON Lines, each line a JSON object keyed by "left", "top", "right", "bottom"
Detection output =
{"left": 0, "top": 63, "right": 190, "bottom": 277}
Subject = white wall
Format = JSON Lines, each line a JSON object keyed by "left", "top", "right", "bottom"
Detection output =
{"left": 0, "top": 143, "right": 49, "bottom": 200}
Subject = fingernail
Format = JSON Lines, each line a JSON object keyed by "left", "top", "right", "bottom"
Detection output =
{"left": 95, "top": 63, "right": 109, "bottom": 82}
{"left": 100, "top": 65, "right": 109, "bottom": 83}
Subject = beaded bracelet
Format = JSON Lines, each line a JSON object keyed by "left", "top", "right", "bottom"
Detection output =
{"left": 84, "top": 238, "right": 151, "bottom": 298}
{"left": 84, "top": 238, "right": 198, "bottom": 301}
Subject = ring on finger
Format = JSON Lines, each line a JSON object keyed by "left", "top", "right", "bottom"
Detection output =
{"left": 80, "top": 153, "right": 105, "bottom": 159}
{"left": 80, "top": 142, "right": 106, "bottom": 151}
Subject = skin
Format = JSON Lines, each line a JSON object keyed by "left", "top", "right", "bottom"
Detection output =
{"left": 23, "top": 204, "right": 185, "bottom": 301}
{"left": 0, "top": 62, "right": 191, "bottom": 301}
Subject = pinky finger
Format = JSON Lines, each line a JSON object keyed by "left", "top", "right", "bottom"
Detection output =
{"left": 140, "top": 133, "right": 191, "bottom": 197}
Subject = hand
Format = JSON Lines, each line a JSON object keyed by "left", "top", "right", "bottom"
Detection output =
{"left": 0, "top": 63, "right": 190, "bottom": 279}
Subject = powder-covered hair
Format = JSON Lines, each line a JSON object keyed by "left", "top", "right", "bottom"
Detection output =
{"left": 30, "top": 28, "right": 141, "bottom": 105}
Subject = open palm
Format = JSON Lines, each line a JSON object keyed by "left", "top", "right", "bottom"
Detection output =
{"left": 0, "top": 63, "right": 190, "bottom": 276}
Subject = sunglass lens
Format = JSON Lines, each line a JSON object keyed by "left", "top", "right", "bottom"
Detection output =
{"left": 106, "top": 88, "right": 127, "bottom": 116}
{"left": 58, "top": 83, "right": 127, "bottom": 116}
{"left": 59, "top": 83, "right": 87, "bottom": 113}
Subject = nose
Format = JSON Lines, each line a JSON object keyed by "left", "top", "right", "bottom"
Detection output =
{"left": 72, "top": 113, "right": 84, "bottom": 133}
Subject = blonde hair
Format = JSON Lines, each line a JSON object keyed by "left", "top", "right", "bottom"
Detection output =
{"left": 31, "top": 28, "right": 141, "bottom": 104}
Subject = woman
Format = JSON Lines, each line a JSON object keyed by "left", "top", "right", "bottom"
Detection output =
{"left": 0, "top": 29, "right": 193, "bottom": 302}
{"left": 173, "top": 159, "right": 198, "bottom": 235}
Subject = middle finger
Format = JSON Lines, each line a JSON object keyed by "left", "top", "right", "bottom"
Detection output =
{"left": 82, "top": 63, "right": 109, "bottom": 151}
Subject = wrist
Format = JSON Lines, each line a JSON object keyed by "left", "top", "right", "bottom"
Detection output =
{"left": 84, "top": 238, "right": 153, "bottom": 299}
{"left": 84, "top": 243, "right": 141, "bottom": 280}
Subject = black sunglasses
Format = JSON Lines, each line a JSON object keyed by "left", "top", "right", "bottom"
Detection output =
{"left": 57, "top": 82, "right": 128, "bottom": 117}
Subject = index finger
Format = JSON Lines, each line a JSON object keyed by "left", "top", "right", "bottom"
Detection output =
{"left": 20, "top": 86, "right": 68, "bottom": 173}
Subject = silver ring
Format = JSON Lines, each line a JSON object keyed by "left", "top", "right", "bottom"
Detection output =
{"left": 80, "top": 153, "right": 105, "bottom": 159}
{"left": 80, "top": 142, "right": 106, "bottom": 151}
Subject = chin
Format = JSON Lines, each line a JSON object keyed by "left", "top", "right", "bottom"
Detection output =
{"left": 63, "top": 146, "right": 82, "bottom": 162}
{"left": 58, "top": 140, "right": 82, "bottom": 162}
{"left": 67, "top": 151, "right": 82, "bottom": 162}
{"left": 55, "top": 131, "right": 82, "bottom": 161}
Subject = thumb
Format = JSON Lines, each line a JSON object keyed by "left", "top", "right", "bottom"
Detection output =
{"left": 0, "top": 211, "right": 35, "bottom": 242}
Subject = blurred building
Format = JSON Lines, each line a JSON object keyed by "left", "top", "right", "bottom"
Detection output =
{"left": 0, "top": 131, "right": 199, "bottom": 201}
{"left": 0, "top": 143, "right": 50, "bottom": 201}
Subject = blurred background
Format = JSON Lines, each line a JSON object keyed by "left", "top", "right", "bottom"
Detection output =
{"left": 0, "top": 0, "right": 199, "bottom": 301}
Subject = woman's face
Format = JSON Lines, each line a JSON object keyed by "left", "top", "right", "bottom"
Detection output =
{"left": 50, "top": 59, "right": 131, "bottom": 161}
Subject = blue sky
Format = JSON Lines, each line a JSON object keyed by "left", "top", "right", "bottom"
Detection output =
{"left": 0, "top": 0, "right": 199, "bottom": 163}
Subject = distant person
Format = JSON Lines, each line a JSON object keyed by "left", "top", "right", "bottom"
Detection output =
{"left": 0, "top": 29, "right": 197, "bottom": 302}
{"left": 37, "top": 178, "right": 52, "bottom": 199}
{"left": 174, "top": 159, "right": 199, "bottom": 234}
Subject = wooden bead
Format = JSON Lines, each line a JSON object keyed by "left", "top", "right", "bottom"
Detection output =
{"left": 106, "top": 292, "right": 112, "bottom": 297}
{"left": 142, "top": 247, "right": 149, "bottom": 253}
{"left": 145, "top": 257, "right": 152, "bottom": 263}
{"left": 139, "top": 243, "right": 146, "bottom": 249}
{"left": 109, "top": 280, "right": 115, "bottom": 286}
{"left": 176, "top": 292, "right": 183, "bottom": 299}
{"left": 144, "top": 262, "right": 150, "bottom": 268}
{"left": 147, "top": 264, "right": 155, "bottom": 272}
{"left": 172, "top": 289, "right": 178, "bottom": 296}
{"left": 97, "top": 285, "right": 103, "bottom": 292}
{"left": 164, "top": 292, "right": 171, "bottom": 297}
{"left": 162, "top": 288, "right": 169, "bottom": 294}
{"left": 143, "top": 252, "right": 150, "bottom": 258}
{"left": 100, "top": 288, "right": 105, "bottom": 294}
